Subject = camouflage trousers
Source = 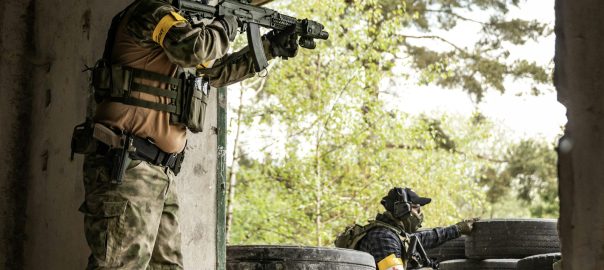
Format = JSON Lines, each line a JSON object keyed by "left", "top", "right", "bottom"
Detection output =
{"left": 79, "top": 154, "right": 183, "bottom": 270}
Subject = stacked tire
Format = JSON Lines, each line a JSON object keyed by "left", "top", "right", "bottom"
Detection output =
{"left": 226, "top": 245, "right": 376, "bottom": 269}
{"left": 426, "top": 219, "right": 561, "bottom": 270}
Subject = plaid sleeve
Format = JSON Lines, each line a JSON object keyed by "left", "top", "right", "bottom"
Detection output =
{"left": 412, "top": 225, "right": 461, "bottom": 249}
{"left": 357, "top": 227, "right": 404, "bottom": 264}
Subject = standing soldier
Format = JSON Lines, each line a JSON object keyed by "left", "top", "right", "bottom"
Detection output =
{"left": 335, "top": 187, "right": 479, "bottom": 270}
{"left": 73, "top": 0, "right": 301, "bottom": 268}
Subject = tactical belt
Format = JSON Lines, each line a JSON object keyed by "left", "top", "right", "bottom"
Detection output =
{"left": 96, "top": 132, "right": 185, "bottom": 175}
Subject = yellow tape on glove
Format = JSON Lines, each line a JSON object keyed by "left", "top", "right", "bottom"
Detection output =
{"left": 377, "top": 254, "right": 405, "bottom": 270}
{"left": 152, "top": 11, "right": 187, "bottom": 47}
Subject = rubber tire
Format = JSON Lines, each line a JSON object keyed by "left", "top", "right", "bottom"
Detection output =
{"left": 426, "top": 236, "right": 466, "bottom": 262}
{"left": 465, "top": 219, "right": 560, "bottom": 259}
{"left": 517, "top": 253, "right": 561, "bottom": 270}
{"left": 227, "top": 245, "right": 376, "bottom": 270}
{"left": 439, "top": 259, "right": 518, "bottom": 270}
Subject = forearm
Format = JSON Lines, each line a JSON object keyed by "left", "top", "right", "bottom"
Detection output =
{"left": 199, "top": 38, "right": 274, "bottom": 88}
{"left": 412, "top": 225, "right": 461, "bottom": 249}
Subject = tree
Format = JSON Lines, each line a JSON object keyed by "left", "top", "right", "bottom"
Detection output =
{"left": 479, "top": 139, "right": 559, "bottom": 218}
{"left": 280, "top": 0, "right": 551, "bottom": 102}
{"left": 225, "top": 0, "right": 556, "bottom": 245}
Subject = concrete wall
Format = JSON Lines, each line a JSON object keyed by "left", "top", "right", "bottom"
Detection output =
{"left": 555, "top": 0, "right": 604, "bottom": 269}
{"left": 0, "top": 0, "right": 219, "bottom": 269}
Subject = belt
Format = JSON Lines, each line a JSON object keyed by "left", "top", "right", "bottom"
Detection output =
{"left": 97, "top": 135, "right": 185, "bottom": 175}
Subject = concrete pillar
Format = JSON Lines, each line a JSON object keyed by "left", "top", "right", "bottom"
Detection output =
{"left": 0, "top": 0, "right": 220, "bottom": 269}
{"left": 555, "top": 0, "right": 604, "bottom": 269}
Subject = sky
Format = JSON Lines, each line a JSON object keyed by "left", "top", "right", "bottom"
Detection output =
{"left": 380, "top": 0, "right": 565, "bottom": 142}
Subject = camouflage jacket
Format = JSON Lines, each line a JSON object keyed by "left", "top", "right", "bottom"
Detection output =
{"left": 123, "top": 0, "right": 273, "bottom": 87}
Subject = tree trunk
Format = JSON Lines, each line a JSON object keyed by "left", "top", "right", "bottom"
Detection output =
{"left": 226, "top": 86, "right": 245, "bottom": 243}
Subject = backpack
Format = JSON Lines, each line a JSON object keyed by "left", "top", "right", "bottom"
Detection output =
{"left": 334, "top": 220, "right": 404, "bottom": 249}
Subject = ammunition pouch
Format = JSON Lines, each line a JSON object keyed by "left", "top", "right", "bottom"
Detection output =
{"left": 91, "top": 59, "right": 112, "bottom": 103}
{"left": 89, "top": 60, "right": 210, "bottom": 133}
{"left": 172, "top": 72, "right": 210, "bottom": 133}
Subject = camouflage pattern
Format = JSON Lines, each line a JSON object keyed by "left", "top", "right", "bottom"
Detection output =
{"left": 124, "top": 0, "right": 271, "bottom": 85}
{"left": 81, "top": 1, "right": 277, "bottom": 268}
{"left": 94, "top": 0, "right": 274, "bottom": 153}
{"left": 126, "top": 0, "right": 233, "bottom": 67}
{"left": 79, "top": 154, "right": 183, "bottom": 269}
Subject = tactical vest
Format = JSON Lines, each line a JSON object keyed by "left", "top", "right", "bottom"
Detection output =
{"left": 90, "top": 1, "right": 209, "bottom": 133}
{"left": 334, "top": 220, "right": 438, "bottom": 269}
{"left": 334, "top": 220, "right": 410, "bottom": 250}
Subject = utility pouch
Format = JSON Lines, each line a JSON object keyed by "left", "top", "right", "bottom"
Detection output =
{"left": 91, "top": 59, "right": 112, "bottom": 103}
{"left": 71, "top": 118, "right": 98, "bottom": 160}
{"left": 173, "top": 71, "right": 210, "bottom": 133}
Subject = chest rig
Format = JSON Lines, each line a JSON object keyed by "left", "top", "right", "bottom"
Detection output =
{"left": 90, "top": 2, "right": 209, "bottom": 133}
{"left": 334, "top": 220, "right": 410, "bottom": 251}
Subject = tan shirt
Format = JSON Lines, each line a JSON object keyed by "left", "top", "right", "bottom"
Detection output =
{"left": 94, "top": 0, "right": 272, "bottom": 153}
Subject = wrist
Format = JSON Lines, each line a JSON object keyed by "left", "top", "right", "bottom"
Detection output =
{"left": 453, "top": 224, "right": 462, "bottom": 235}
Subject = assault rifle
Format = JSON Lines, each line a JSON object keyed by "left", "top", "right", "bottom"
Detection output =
{"left": 407, "top": 234, "right": 439, "bottom": 269}
{"left": 172, "top": 0, "right": 329, "bottom": 72}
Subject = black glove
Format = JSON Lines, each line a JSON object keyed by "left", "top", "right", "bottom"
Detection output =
{"left": 265, "top": 25, "right": 299, "bottom": 59}
{"left": 455, "top": 218, "right": 480, "bottom": 235}
{"left": 217, "top": 15, "right": 239, "bottom": 42}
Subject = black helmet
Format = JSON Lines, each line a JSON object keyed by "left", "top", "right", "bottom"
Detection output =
{"left": 380, "top": 187, "right": 431, "bottom": 218}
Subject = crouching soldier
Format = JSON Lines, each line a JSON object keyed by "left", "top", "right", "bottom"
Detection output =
{"left": 335, "top": 187, "right": 479, "bottom": 270}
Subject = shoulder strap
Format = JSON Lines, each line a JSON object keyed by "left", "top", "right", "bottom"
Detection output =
{"left": 371, "top": 220, "right": 404, "bottom": 235}
{"left": 102, "top": 1, "right": 141, "bottom": 61}
{"left": 347, "top": 220, "right": 404, "bottom": 250}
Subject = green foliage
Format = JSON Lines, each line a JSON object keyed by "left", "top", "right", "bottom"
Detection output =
{"left": 478, "top": 139, "right": 559, "bottom": 218}
{"left": 226, "top": 0, "right": 557, "bottom": 246}
{"left": 230, "top": 109, "right": 500, "bottom": 246}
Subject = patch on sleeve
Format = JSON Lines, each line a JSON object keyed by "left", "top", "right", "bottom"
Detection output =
{"left": 152, "top": 11, "right": 187, "bottom": 47}
{"left": 377, "top": 254, "right": 405, "bottom": 270}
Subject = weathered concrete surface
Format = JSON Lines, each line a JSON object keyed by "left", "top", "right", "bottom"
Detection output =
{"left": 555, "top": 0, "right": 604, "bottom": 269}
{"left": 0, "top": 0, "right": 36, "bottom": 268}
{"left": 1, "top": 0, "right": 219, "bottom": 269}
{"left": 178, "top": 102, "right": 219, "bottom": 269}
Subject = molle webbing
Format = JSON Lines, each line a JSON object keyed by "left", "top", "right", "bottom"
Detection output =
{"left": 109, "top": 65, "right": 181, "bottom": 114}
{"left": 350, "top": 220, "right": 404, "bottom": 249}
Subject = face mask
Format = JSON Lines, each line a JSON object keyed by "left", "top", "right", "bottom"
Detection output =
{"left": 402, "top": 211, "right": 424, "bottom": 233}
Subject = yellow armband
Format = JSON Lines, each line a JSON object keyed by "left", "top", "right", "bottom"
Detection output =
{"left": 152, "top": 11, "right": 187, "bottom": 47}
{"left": 196, "top": 60, "right": 215, "bottom": 69}
{"left": 377, "top": 254, "right": 405, "bottom": 270}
